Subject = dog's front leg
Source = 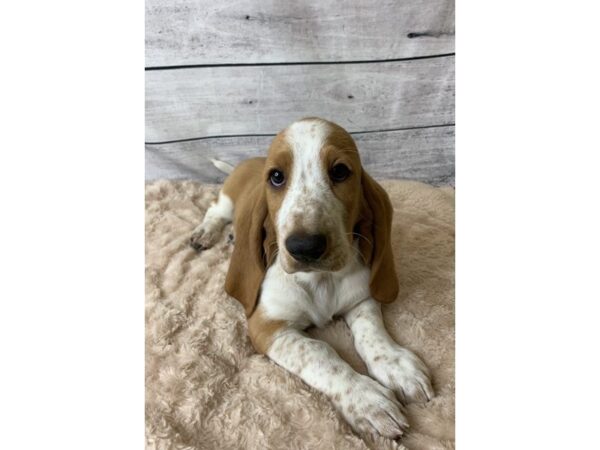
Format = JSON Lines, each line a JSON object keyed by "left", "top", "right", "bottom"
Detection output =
{"left": 267, "top": 328, "right": 408, "bottom": 439}
{"left": 344, "top": 298, "right": 434, "bottom": 404}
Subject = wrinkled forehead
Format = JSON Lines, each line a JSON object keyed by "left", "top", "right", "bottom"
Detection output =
{"left": 267, "top": 118, "right": 361, "bottom": 170}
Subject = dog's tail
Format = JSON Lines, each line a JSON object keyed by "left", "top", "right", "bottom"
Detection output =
{"left": 210, "top": 158, "right": 235, "bottom": 175}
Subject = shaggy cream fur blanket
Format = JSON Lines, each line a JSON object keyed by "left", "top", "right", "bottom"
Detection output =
{"left": 146, "top": 180, "right": 455, "bottom": 450}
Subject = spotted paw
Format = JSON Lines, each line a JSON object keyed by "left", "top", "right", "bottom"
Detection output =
{"left": 334, "top": 374, "right": 409, "bottom": 439}
{"left": 367, "top": 346, "right": 434, "bottom": 404}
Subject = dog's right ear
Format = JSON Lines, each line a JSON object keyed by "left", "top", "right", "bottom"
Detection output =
{"left": 224, "top": 184, "right": 276, "bottom": 316}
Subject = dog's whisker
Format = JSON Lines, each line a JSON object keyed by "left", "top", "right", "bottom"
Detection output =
{"left": 266, "top": 248, "right": 279, "bottom": 266}
{"left": 349, "top": 246, "right": 368, "bottom": 265}
{"left": 346, "top": 231, "right": 373, "bottom": 249}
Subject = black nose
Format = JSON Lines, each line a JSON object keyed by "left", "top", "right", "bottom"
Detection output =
{"left": 285, "top": 234, "right": 327, "bottom": 262}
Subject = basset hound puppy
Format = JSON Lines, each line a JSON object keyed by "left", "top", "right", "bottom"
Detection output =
{"left": 190, "top": 117, "right": 433, "bottom": 439}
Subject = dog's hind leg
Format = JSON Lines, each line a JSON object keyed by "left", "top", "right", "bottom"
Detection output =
{"left": 190, "top": 191, "right": 234, "bottom": 251}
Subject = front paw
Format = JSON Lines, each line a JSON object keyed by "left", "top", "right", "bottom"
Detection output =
{"left": 334, "top": 374, "right": 409, "bottom": 440}
{"left": 367, "top": 347, "right": 434, "bottom": 404}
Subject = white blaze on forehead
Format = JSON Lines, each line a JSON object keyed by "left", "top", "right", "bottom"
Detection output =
{"left": 286, "top": 119, "right": 331, "bottom": 159}
{"left": 277, "top": 119, "right": 336, "bottom": 231}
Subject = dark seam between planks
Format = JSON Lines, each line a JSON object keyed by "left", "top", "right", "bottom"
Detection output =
{"left": 145, "top": 123, "right": 455, "bottom": 146}
{"left": 145, "top": 53, "right": 455, "bottom": 71}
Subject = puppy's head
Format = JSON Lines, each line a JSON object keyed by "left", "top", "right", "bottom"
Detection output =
{"left": 226, "top": 117, "right": 398, "bottom": 315}
{"left": 263, "top": 118, "right": 362, "bottom": 273}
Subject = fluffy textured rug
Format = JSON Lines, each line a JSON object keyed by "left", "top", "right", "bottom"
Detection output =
{"left": 145, "top": 180, "right": 455, "bottom": 450}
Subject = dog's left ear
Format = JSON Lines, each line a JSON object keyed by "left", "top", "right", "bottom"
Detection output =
{"left": 356, "top": 170, "right": 399, "bottom": 303}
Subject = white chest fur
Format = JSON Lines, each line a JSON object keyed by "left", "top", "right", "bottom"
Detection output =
{"left": 260, "top": 253, "right": 371, "bottom": 329}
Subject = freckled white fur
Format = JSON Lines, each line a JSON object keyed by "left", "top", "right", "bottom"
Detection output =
{"left": 261, "top": 248, "right": 433, "bottom": 437}
{"left": 192, "top": 119, "right": 434, "bottom": 439}
{"left": 276, "top": 120, "right": 349, "bottom": 272}
{"left": 267, "top": 327, "right": 409, "bottom": 438}
{"left": 258, "top": 119, "right": 434, "bottom": 438}
{"left": 344, "top": 298, "right": 434, "bottom": 404}
{"left": 276, "top": 119, "right": 332, "bottom": 233}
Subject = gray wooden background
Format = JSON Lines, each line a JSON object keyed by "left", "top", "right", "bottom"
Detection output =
{"left": 146, "top": 0, "right": 455, "bottom": 185}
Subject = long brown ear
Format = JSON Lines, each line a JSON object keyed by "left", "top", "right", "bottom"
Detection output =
{"left": 224, "top": 184, "right": 276, "bottom": 316}
{"left": 356, "top": 171, "right": 399, "bottom": 303}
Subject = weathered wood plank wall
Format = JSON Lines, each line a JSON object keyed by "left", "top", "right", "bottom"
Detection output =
{"left": 145, "top": 0, "right": 455, "bottom": 185}
{"left": 146, "top": 126, "right": 454, "bottom": 184}
{"left": 146, "top": 0, "right": 455, "bottom": 66}
{"left": 146, "top": 57, "right": 454, "bottom": 142}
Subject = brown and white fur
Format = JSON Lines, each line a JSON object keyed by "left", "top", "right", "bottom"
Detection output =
{"left": 190, "top": 118, "right": 433, "bottom": 439}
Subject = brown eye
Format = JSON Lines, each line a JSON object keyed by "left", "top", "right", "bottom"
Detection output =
{"left": 269, "top": 169, "right": 285, "bottom": 187}
{"left": 330, "top": 164, "right": 351, "bottom": 182}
